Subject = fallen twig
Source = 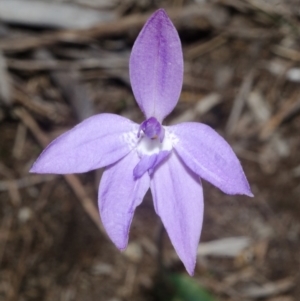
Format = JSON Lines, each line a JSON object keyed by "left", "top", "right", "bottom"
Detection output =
{"left": 13, "top": 85, "right": 70, "bottom": 124}
{"left": 184, "top": 35, "right": 227, "bottom": 60}
{"left": 260, "top": 93, "right": 300, "bottom": 140}
{"left": 0, "top": 0, "right": 116, "bottom": 29}
{"left": 226, "top": 69, "right": 255, "bottom": 135}
{"left": 0, "top": 215, "right": 13, "bottom": 267}
{"left": 241, "top": 277, "right": 294, "bottom": 299}
{"left": 0, "top": 50, "right": 11, "bottom": 105}
{"left": 0, "top": 174, "right": 54, "bottom": 191}
{"left": 170, "top": 93, "right": 222, "bottom": 124}
{"left": 197, "top": 236, "right": 252, "bottom": 258}
{"left": 0, "top": 4, "right": 229, "bottom": 53}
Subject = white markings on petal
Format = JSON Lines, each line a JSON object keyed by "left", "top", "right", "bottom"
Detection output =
{"left": 136, "top": 127, "right": 176, "bottom": 157}
{"left": 122, "top": 128, "right": 139, "bottom": 149}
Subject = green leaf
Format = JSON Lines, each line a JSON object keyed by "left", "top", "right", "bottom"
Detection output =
{"left": 168, "top": 274, "right": 217, "bottom": 301}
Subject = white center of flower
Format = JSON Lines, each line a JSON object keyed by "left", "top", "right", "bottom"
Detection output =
{"left": 136, "top": 128, "right": 175, "bottom": 157}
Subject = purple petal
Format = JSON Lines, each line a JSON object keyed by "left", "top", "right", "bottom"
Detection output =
{"left": 129, "top": 9, "right": 183, "bottom": 122}
{"left": 138, "top": 117, "right": 165, "bottom": 142}
{"left": 148, "top": 150, "right": 170, "bottom": 175}
{"left": 30, "top": 114, "right": 139, "bottom": 174}
{"left": 133, "top": 150, "right": 170, "bottom": 179}
{"left": 169, "top": 123, "right": 253, "bottom": 196}
{"left": 133, "top": 155, "right": 157, "bottom": 179}
{"left": 150, "top": 153, "right": 203, "bottom": 275}
{"left": 99, "top": 151, "right": 150, "bottom": 249}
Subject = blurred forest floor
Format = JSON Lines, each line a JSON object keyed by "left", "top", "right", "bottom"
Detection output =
{"left": 0, "top": 0, "right": 300, "bottom": 300}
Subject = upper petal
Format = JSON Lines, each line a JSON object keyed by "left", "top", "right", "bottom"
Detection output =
{"left": 150, "top": 153, "right": 204, "bottom": 275}
{"left": 169, "top": 122, "right": 253, "bottom": 196}
{"left": 99, "top": 151, "right": 150, "bottom": 249}
{"left": 129, "top": 9, "right": 183, "bottom": 122}
{"left": 30, "top": 114, "right": 139, "bottom": 174}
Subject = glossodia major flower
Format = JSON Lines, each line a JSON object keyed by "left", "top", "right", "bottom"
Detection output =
{"left": 30, "top": 9, "right": 253, "bottom": 275}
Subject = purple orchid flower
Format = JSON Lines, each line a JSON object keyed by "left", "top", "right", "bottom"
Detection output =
{"left": 30, "top": 9, "right": 252, "bottom": 275}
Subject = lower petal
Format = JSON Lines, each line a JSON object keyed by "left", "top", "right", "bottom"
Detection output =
{"left": 150, "top": 153, "right": 204, "bottom": 275}
{"left": 99, "top": 151, "right": 150, "bottom": 250}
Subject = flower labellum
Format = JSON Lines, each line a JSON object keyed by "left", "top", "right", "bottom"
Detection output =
{"left": 30, "top": 9, "right": 253, "bottom": 275}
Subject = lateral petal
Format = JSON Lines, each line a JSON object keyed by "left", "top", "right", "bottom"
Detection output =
{"left": 129, "top": 9, "right": 183, "bottom": 122}
{"left": 99, "top": 151, "right": 150, "bottom": 249}
{"left": 169, "top": 122, "right": 253, "bottom": 196}
{"left": 150, "top": 153, "right": 203, "bottom": 275}
{"left": 30, "top": 113, "right": 139, "bottom": 174}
